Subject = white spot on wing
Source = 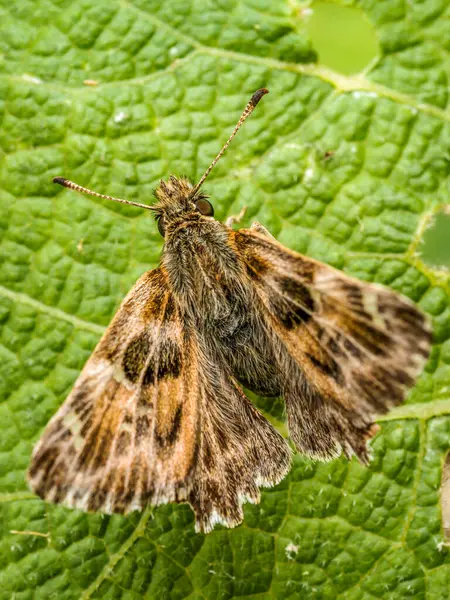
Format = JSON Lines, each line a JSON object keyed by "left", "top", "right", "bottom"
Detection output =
{"left": 364, "top": 292, "right": 385, "bottom": 328}
{"left": 114, "top": 364, "right": 126, "bottom": 382}
{"left": 63, "top": 413, "right": 81, "bottom": 434}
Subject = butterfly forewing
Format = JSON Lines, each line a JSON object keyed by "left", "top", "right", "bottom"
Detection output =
{"left": 28, "top": 263, "right": 292, "bottom": 532}
{"left": 28, "top": 268, "right": 201, "bottom": 513}
{"left": 235, "top": 228, "right": 432, "bottom": 462}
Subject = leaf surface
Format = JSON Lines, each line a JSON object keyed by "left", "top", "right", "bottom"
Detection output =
{"left": 0, "top": 1, "right": 450, "bottom": 598}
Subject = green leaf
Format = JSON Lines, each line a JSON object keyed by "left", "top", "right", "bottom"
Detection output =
{"left": 1, "top": 0, "right": 449, "bottom": 598}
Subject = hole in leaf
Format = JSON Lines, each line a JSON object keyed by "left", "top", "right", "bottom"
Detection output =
{"left": 441, "top": 451, "right": 450, "bottom": 543}
{"left": 421, "top": 211, "right": 450, "bottom": 269}
{"left": 304, "top": 2, "right": 379, "bottom": 75}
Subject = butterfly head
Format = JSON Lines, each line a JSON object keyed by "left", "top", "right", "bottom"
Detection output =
{"left": 152, "top": 89, "right": 269, "bottom": 237}
{"left": 52, "top": 89, "right": 268, "bottom": 239}
{"left": 152, "top": 176, "right": 214, "bottom": 237}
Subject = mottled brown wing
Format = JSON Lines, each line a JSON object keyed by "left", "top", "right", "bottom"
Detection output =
{"left": 190, "top": 363, "right": 292, "bottom": 533}
{"left": 28, "top": 266, "right": 292, "bottom": 532}
{"left": 28, "top": 268, "right": 201, "bottom": 513}
{"left": 235, "top": 229, "right": 432, "bottom": 463}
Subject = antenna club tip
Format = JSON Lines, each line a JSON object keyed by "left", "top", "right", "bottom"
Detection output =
{"left": 250, "top": 88, "right": 269, "bottom": 107}
{"left": 53, "top": 177, "right": 67, "bottom": 186}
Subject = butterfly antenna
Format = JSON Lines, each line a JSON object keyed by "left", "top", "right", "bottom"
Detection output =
{"left": 189, "top": 88, "right": 269, "bottom": 197}
{"left": 52, "top": 177, "right": 154, "bottom": 211}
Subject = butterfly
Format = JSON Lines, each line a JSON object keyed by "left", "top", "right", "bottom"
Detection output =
{"left": 28, "top": 89, "right": 432, "bottom": 533}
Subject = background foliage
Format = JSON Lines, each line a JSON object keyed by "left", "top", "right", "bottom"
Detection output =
{"left": 0, "top": 0, "right": 450, "bottom": 598}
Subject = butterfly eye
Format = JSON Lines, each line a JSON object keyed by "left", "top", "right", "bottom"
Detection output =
{"left": 195, "top": 198, "right": 214, "bottom": 217}
{"left": 157, "top": 215, "right": 166, "bottom": 237}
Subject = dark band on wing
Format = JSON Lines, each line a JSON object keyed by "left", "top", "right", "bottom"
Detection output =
{"left": 155, "top": 404, "right": 183, "bottom": 448}
{"left": 306, "top": 352, "right": 344, "bottom": 385}
{"left": 143, "top": 339, "right": 182, "bottom": 385}
{"left": 269, "top": 275, "right": 316, "bottom": 328}
{"left": 123, "top": 333, "right": 151, "bottom": 382}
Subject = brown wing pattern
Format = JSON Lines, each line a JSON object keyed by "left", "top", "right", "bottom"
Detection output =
{"left": 190, "top": 363, "right": 292, "bottom": 532}
{"left": 28, "top": 268, "right": 201, "bottom": 513}
{"left": 28, "top": 266, "right": 291, "bottom": 531}
{"left": 235, "top": 229, "right": 432, "bottom": 462}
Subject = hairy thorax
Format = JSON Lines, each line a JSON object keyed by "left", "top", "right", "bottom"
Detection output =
{"left": 161, "top": 219, "right": 284, "bottom": 397}
{"left": 162, "top": 219, "right": 244, "bottom": 320}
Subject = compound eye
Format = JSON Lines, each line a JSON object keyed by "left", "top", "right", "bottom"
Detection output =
{"left": 157, "top": 215, "right": 166, "bottom": 237}
{"left": 195, "top": 198, "right": 214, "bottom": 217}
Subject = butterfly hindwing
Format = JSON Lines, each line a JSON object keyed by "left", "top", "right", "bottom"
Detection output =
{"left": 28, "top": 268, "right": 201, "bottom": 513}
{"left": 235, "top": 228, "right": 432, "bottom": 462}
{"left": 190, "top": 362, "right": 292, "bottom": 532}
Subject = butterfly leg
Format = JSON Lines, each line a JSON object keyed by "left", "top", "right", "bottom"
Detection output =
{"left": 225, "top": 206, "right": 247, "bottom": 227}
{"left": 250, "top": 221, "right": 275, "bottom": 239}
